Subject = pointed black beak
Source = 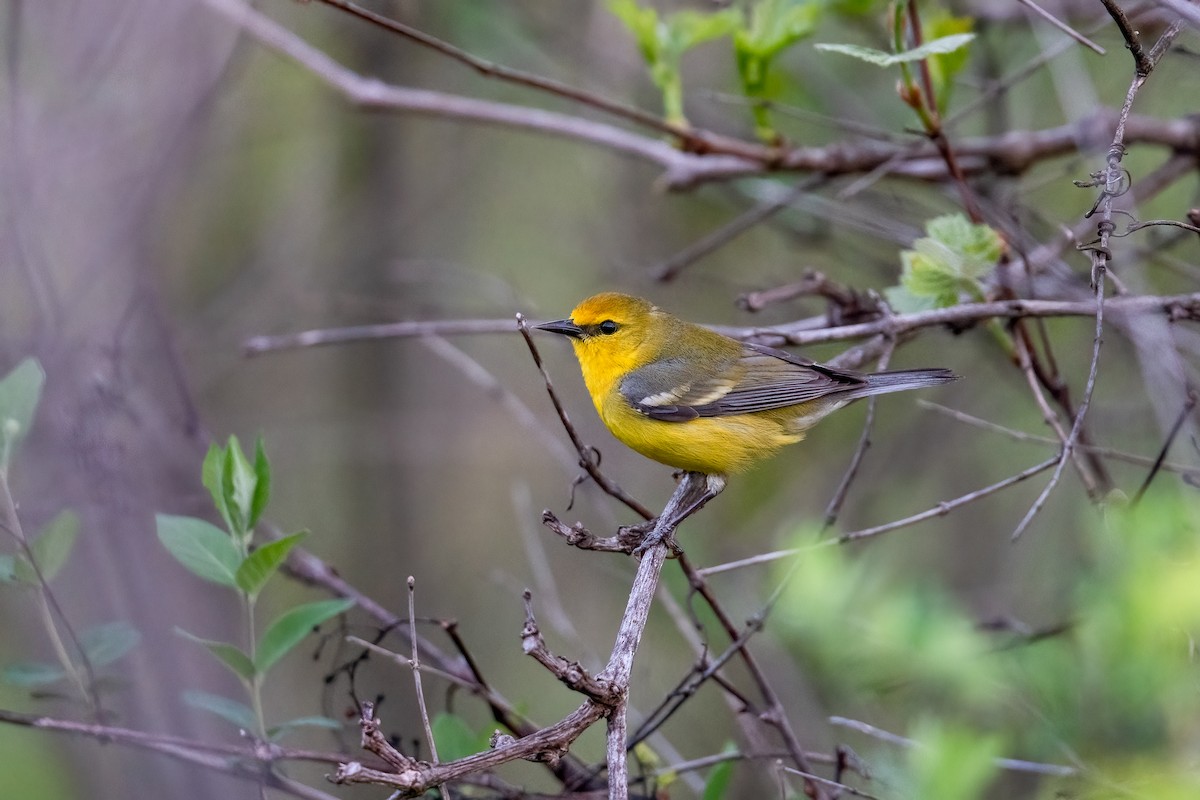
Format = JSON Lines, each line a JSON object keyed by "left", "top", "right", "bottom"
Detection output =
{"left": 535, "top": 319, "right": 584, "bottom": 339}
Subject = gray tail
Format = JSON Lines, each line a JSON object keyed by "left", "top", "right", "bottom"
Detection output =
{"left": 841, "top": 368, "right": 958, "bottom": 402}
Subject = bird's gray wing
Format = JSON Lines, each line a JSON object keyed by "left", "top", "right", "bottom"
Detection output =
{"left": 620, "top": 342, "right": 866, "bottom": 421}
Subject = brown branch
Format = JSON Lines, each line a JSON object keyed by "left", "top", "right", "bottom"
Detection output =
{"left": 918, "top": 400, "right": 1200, "bottom": 478}
{"left": 334, "top": 474, "right": 716, "bottom": 800}
{"left": 203, "top": 0, "right": 1200, "bottom": 190}
{"left": 1020, "top": 0, "right": 1107, "bottom": 55}
{"left": 0, "top": 709, "right": 349, "bottom": 800}
{"left": 517, "top": 314, "right": 655, "bottom": 520}
{"left": 1132, "top": 388, "right": 1198, "bottom": 502}
{"left": 244, "top": 293, "right": 1200, "bottom": 357}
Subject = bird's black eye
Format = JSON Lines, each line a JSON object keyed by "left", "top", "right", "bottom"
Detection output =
{"left": 599, "top": 320, "right": 619, "bottom": 335}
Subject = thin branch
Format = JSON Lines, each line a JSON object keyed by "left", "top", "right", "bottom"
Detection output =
{"left": 651, "top": 175, "right": 827, "bottom": 282}
{"left": 0, "top": 709, "right": 350, "bottom": 799}
{"left": 1133, "top": 388, "right": 1198, "bottom": 502}
{"left": 918, "top": 400, "right": 1200, "bottom": 478}
{"left": 821, "top": 340, "right": 894, "bottom": 530}
{"left": 828, "top": 716, "right": 1079, "bottom": 777}
{"left": 1020, "top": 0, "right": 1107, "bottom": 55}
{"left": 244, "top": 293, "right": 1200, "bottom": 356}
{"left": 517, "top": 314, "right": 654, "bottom": 520}
{"left": 201, "top": 0, "right": 1200, "bottom": 189}
{"left": 1100, "top": 0, "right": 1152, "bottom": 73}
{"left": 406, "top": 577, "right": 445, "bottom": 798}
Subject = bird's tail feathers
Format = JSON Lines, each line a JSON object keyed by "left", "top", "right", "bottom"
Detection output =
{"left": 842, "top": 368, "right": 958, "bottom": 401}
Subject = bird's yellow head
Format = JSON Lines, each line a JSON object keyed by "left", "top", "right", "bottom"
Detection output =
{"left": 535, "top": 292, "right": 666, "bottom": 385}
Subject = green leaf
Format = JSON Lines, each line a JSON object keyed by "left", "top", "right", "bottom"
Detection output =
{"left": 906, "top": 719, "right": 1002, "bottom": 800}
{"left": 2, "top": 661, "right": 67, "bottom": 687}
{"left": 249, "top": 437, "right": 271, "bottom": 529}
{"left": 255, "top": 597, "right": 355, "bottom": 675}
{"left": 925, "top": 13, "right": 974, "bottom": 111}
{"left": 202, "top": 442, "right": 234, "bottom": 534}
{"left": 183, "top": 690, "right": 258, "bottom": 732}
{"left": 268, "top": 716, "right": 343, "bottom": 742}
{"left": 225, "top": 436, "right": 256, "bottom": 537}
{"left": 737, "top": 0, "right": 821, "bottom": 60}
{"left": 14, "top": 511, "right": 80, "bottom": 583}
{"left": 0, "top": 358, "right": 45, "bottom": 469}
{"left": 80, "top": 621, "right": 140, "bottom": 668}
{"left": 702, "top": 757, "right": 735, "bottom": 800}
{"left": 156, "top": 514, "right": 241, "bottom": 587}
{"left": 432, "top": 713, "right": 486, "bottom": 762}
{"left": 176, "top": 628, "right": 257, "bottom": 683}
{"left": 236, "top": 531, "right": 307, "bottom": 598}
{"left": 0, "top": 554, "right": 14, "bottom": 583}
{"left": 815, "top": 32, "right": 975, "bottom": 67}
{"left": 608, "top": 0, "right": 737, "bottom": 125}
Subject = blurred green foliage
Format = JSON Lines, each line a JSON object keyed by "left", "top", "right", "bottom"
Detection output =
{"left": 774, "top": 487, "right": 1200, "bottom": 798}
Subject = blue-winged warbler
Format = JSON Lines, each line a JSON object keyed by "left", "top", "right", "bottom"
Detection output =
{"left": 537, "top": 292, "right": 955, "bottom": 478}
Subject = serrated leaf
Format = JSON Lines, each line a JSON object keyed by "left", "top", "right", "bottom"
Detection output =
{"left": 183, "top": 690, "right": 258, "bottom": 732}
{"left": 14, "top": 511, "right": 80, "bottom": 583}
{"left": 80, "top": 621, "right": 140, "bottom": 668}
{"left": 432, "top": 713, "right": 485, "bottom": 762}
{"left": 176, "top": 628, "right": 257, "bottom": 682}
{"left": 255, "top": 598, "right": 355, "bottom": 675}
{"left": 816, "top": 32, "right": 974, "bottom": 67}
{"left": 0, "top": 358, "right": 45, "bottom": 469}
{"left": 202, "top": 442, "right": 234, "bottom": 534}
{"left": 268, "top": 716, "right": 343, "bottom": 741}
{"left": 249, "top": 437, "right": 271, "bottom": 530}
{"left": 156, "top": 514, "right": 241, "bottom": 587}
{"left": 2, "top": 661, "right": 67, "bottom": 687}
{"left": 236, "top": 532, "right": 306, "bottom": 598}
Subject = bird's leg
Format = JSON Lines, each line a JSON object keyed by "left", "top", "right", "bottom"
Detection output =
{"left": 632, "top": 473, "right": 726, "bottom": 557}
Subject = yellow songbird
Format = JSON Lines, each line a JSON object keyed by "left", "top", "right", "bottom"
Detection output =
{"left": 536, "top": 292, "right": 955, "bottom": 484}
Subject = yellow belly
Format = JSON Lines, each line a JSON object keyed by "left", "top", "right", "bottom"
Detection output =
{"left": 596, "top": 392, "right": 806, "bottom": 475}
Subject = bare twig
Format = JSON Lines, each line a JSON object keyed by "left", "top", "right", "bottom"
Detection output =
{"left": 0, "top": 709, "right": 349, "bottom": 799}
{"left": 1013, "top": 14, "right": 1184, "bottom": 540}
{"left": 1020, "top": 0, "right": 1107, "bottom": 55}
{"left": 821, "top": 340, "right": 895, "bottom": 530}
{"left": 244, "top": 293, "right": 1200, "bottom": 357}
{"left": 517, "top": 314, "right": 654, "bottom": 520}
{"left": 918, "top": 400, "right": 1200, "bottom": 478}
{"left": 829, "top": 716, "right": 1078, "bottom": 777}
{"left": 1132, "top": 388, "right": 1198, "bottom": 502}
{"left": 651, "top": 176, "right": 827, "bottom": 282}
{"left": 406, "top": 578, "right": 446, "bottom": 798}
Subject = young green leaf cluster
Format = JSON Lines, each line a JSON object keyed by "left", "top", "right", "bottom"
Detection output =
{"left": 886, "top": 213, "right": 1003, "bottom": 312}
{"left": 0, "top": 359, "right": 140, "bottom": 703}
{"left": 609, "top": 1, "right": 975, "bottom": 142}
{"left": 156, "top": 436, "right": 353, "bottom": 740}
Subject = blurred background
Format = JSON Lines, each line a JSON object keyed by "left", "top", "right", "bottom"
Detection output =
{"left": 1, "top": 0, "right": 1198, "bottom": 798}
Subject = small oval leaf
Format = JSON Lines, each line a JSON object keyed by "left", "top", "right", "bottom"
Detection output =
{"left": 81, "top": 621, "right": 141, "bottom": 668}
{"left": 176, "top": 628, "right": 257, "bottom": 682}
{"left": 2, "top": 661, "right": 67, "bottom": 687}
{"left": 156, "top": 514, "right": 241, "bottom": 587}
{"left": 255, "top": 597, "right": 355, "bottom": 675}
{"left": 183, "top": 690, "right": 258, "bottom": 732}
{"left": 235, "top": 531, "right": 307, "bottom": 598}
